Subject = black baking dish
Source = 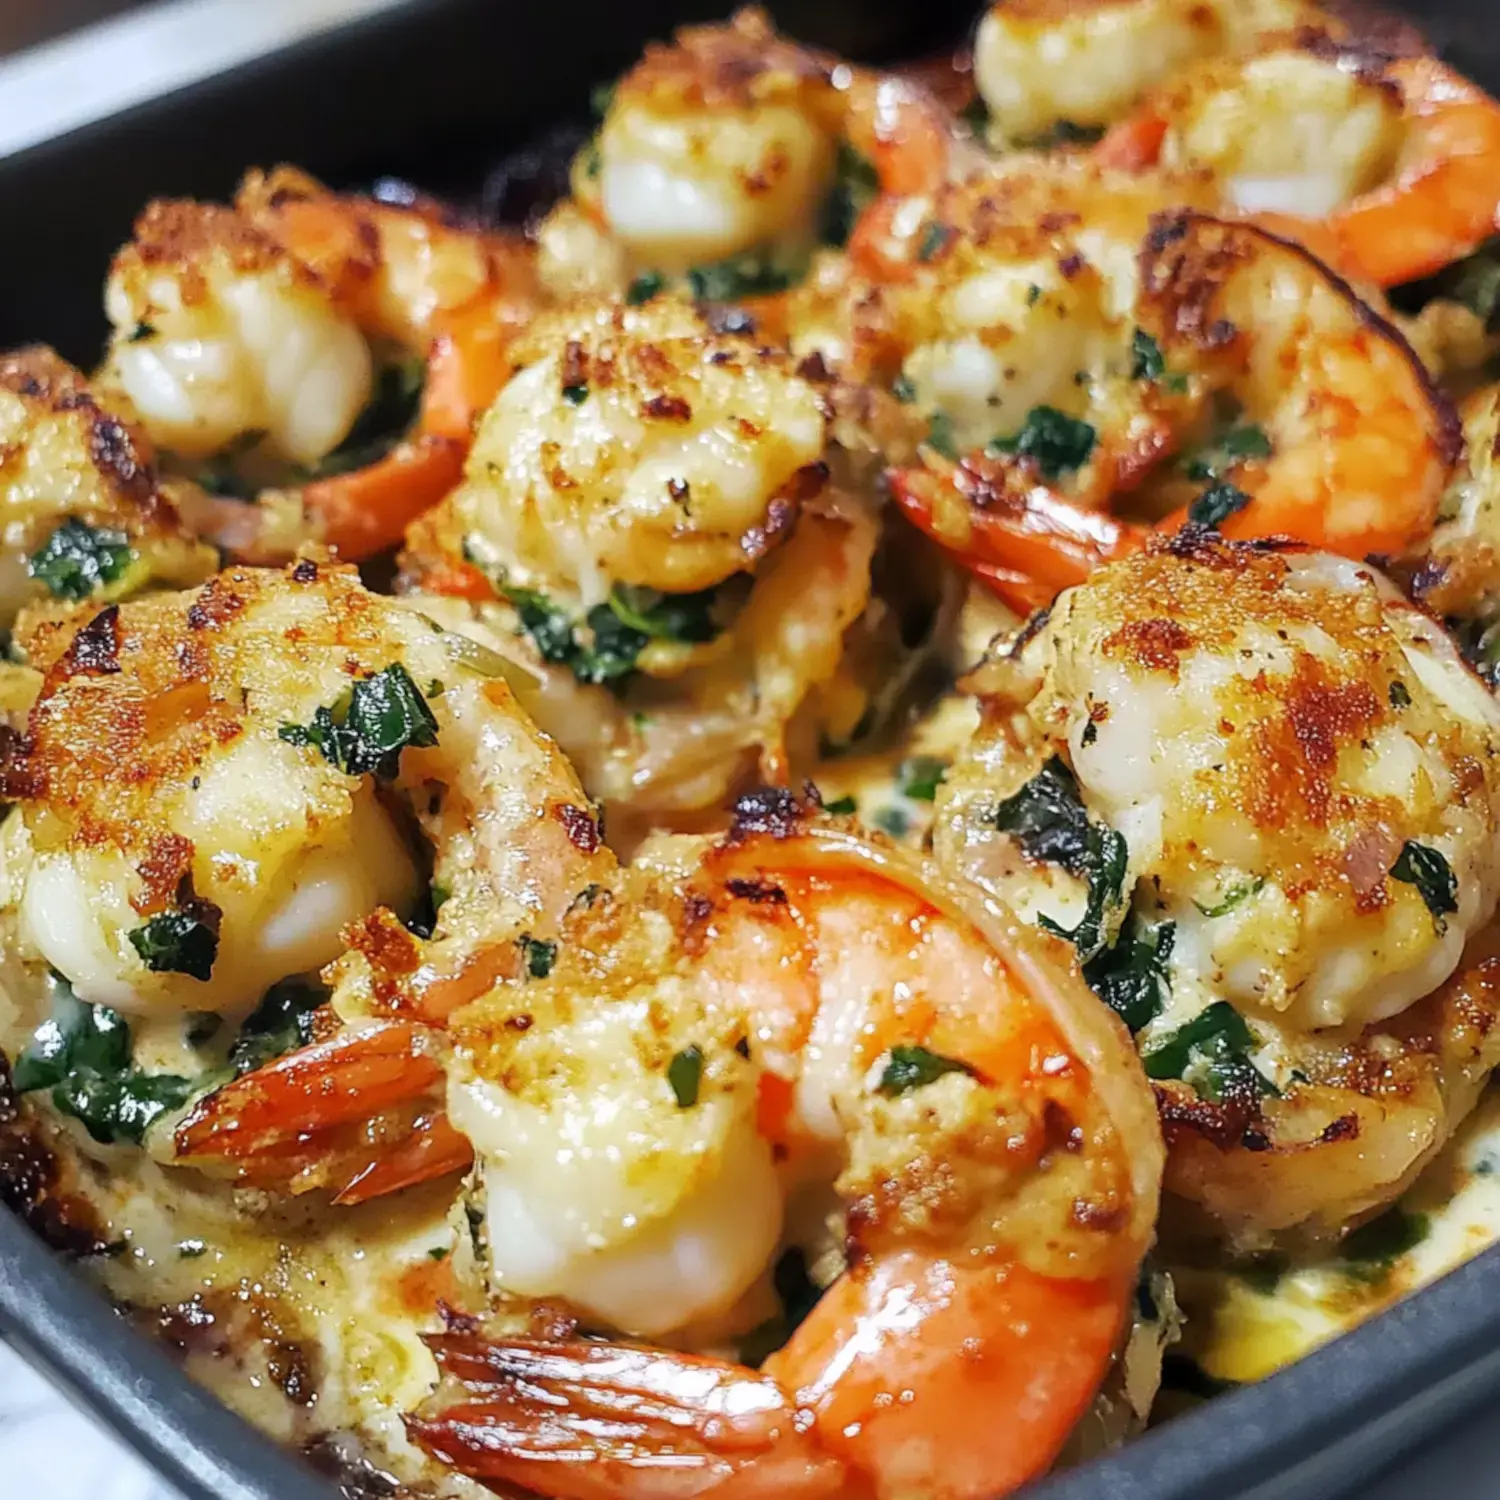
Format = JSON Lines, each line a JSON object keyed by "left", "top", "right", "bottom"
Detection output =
{"left": 2, "top": 1, "right": 1500, "bottom": 1497}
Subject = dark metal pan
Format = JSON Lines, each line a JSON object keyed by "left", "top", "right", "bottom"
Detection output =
{"left": 2, "top": 1, "right": 1499, "bottom": 1497}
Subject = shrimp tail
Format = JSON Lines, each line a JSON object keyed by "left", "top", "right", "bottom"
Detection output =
{"left": 888, "top": 461, "right": 1144, "bottom": 608}
{"left": 332, "top": 1109, "right": 474, "bottom": 1206}
{"left": 174, "top": 1019, "right": 448, "bottom": 1161}
{"left": 406, "top": 1335, "right": 846, "bottom": 1500}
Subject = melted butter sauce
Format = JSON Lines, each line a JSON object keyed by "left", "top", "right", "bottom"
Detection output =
{"left": 1175, "top": 1086, "right": 1500, "bottom": 1386}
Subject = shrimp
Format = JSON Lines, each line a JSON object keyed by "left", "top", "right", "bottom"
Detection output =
{"left": 400, "top": 294, "right": 946, "bottom": 816}
{"left": 1101, "top": 40, "right": 1500, "bottom": 288}
{"left": 542, "top": 8, "right": 968, "bottom": 301}
{"left": 890, "top": 212, "right": 1459, "bottom": 608}
{"left": 406, "top": 802, "right": 1163, "bottom": 1497}
{"left": 102, "top": 174, "right": 537, "bottom": 562}
{"left": 936, "top": 531, "right": 1500, "bottom": 1242}
{"left": 0, "top": 345, "right": 215, "bottom": 626}
{"left": 971, "top": 0, "right": 1318, "bottom": 147}
{"left": 2, "top": 558, "right": 608, "bottom": 1021}
{"left": 0, "top": 559, "right": 614, "bottom": 1198}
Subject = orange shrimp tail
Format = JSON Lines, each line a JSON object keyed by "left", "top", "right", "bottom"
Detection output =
{"left": 766, "top": 1252, "right": 1128, "bottom": 1500}
{"left": 888, "top": 463, "right": 1144, "bottom": 606}
{"left": 174, "top": 1019, "right": 444, "bottom": 1160}
{"left": 1330, "top": 57, "right": 1500, "bottom": 287}
{"left": 843, "top": 73, "right": 955, "bottom": 197}
{"left": 407, "top": 1335, "right": 847, "bottom": 1500}
{"left": 1093, "top": 112, "right": 1167, "bottom": 172}
{"left": 303, "top": 434, "right": 465, "bottom": 561}
{"left": 333, "top": 1110, "right": 474, "bottom": 1206}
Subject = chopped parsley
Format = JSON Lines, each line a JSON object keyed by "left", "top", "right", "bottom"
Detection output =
{"left": 686, "top": 254, "right": 794, "bottom": 303}
{"left": 129, "top": 904, "right": 220, "bottom": 982}
{"left": 29, "top": 518, "right": 137, "bottom": 601}
{"left": 891, "top": 373, "right": 917, "bottom": 404}
{"left": 1194, "top": 875, "right": 1265, "bottom": 918}
{"left": 668, "top": 1045, "right": 704, "bottom": 1107}
{"left": 589, "top": 81, "right": 616, "bottom": 118}
{"left": 1188, "top": 482, "right": 1252, "bottom": 528}
{"left": 917, "top": 221, "right": 954, "bottom": 262}
{"left": 819, "top": 141, "right": 879, "bottom": 248}
{"left": 1390, "top": 840, "right": 1458, "bottom": 923}
{"left": 229, "top": 979, "right": 324, "bottom": 1075}
{"left": 878, "top": 1044, "right": 972, "bottom": 1096}
{"left": 1338, "top": 1206, "right": 1429, "bottom": 1279}
{"left": 1185, "top": 423, "right": 1272, "bottom": 483}
{"left": 1018, "top": 119, "right": 1107, "bottom": 150}
{"left": 13, "top": 979, "right": 196, "bottom": 1144}
{"left": 504, "top": 583, "right": 721, "bottom": 687}
{"left": 279, "top": 663, "right": 439, "bottom": 779}
{"left": 960, "top": 97, "right": 990, "bottom": 134}
{"left": 989, "top": 405, "right": 1097, "bottom": 481}
{"left": 873, "top": 804, "right": 911, "bottom": 839}
{"left": 822, "top": 794, "right": 857, "bottom": 816}
{"left": 561, "top": 382, "right": 588, "bottom": 405}
{"left": 925, "top": 410, "right": 960, "bottom": 459}
{"left": 1142, "top": 1001, "right": 1277, "bottom": 1102}
{"left": 1083, "top": 917, "right": 1175, "bottom": 1033}
{"left": 1389, "top": 680, "right": 1412, "bottom": 709}
{"left": 626, "top": 270, "right": 666, "bottom": 306}
{"left": 518, "top": 935, "right": 557, "bottom": 979}
{"left": 1131, "top": 328, "right": 1166, "bottom": 381}
{"left": 898, "top": 755, "right": 948, "bottom": 802}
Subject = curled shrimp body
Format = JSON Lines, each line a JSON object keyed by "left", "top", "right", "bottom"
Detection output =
{"left": 0, "top": 559, "right": 607, "bottom": 1023}
{"left": 402, "top": 294, "right": 943, "bottom": 815}
{"left": 541, "top": 8, "right": 966, "bottom": 301}
{"left": 0, "top": 346, "right": 214, "bottom": 626}
{"left": 103, "top": 176, "right": 536, "bottom": 562}
{"left": 937, "top": 533, "right": 1500, "bottom": 1241}
{"left": 1103, "top": 40, "right": 1500, "bottom": 288}
{"left": 972, "top": 0, "right": 1315, "bottom": 146}
{"left": 891, "top": 212, "right": 1459, "bottom": 610}
{"left": 408, "top": 803, "right": 1163, "bottom": 1498}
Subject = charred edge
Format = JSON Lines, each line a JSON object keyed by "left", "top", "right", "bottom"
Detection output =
{"left": 740, "top": 494, "right": 799, "bottom": 563}
{"left": 554, "top": 802, "right": 602, "bottom": 854}
{"left": 795, "top": 350, "right": 833, "bottom": 384}
{"left": 1319, "top": 1113, "right": 1361, "bottom": 1144}
{"left": 301, "top": 1436, "right": 405, "bottom": 1500}
{"left": 290, "top": 558, "right": 320, "bottom": 584}
{"left": 186, "top": 576, "right": 247, "bottom": 631}
{"left": 133, "top": 833, "right": 196, "bottom": 915}
{"left": 641, "top": 392, "right": 693, "bottom": 422}
{"left": 89, "top": 414, "right": 156, "bottom": 506}
{"left": 62, "top": 605, "right": 122, "bottom": 677}
{"left": 725, "top": 876, "right": 788, "bottom": 904}
{"left": 560, "top": 339, "right": 589, "bottom": 392}
{"left": 728, "top": 784, "right": 806, "bottom": 843}
{"left": 0, "top": 725, "right": 37, "bottom": 803}
{"left": 1152, "top": 1079, "right": 1265, "bottom": 1152}
{"left": 0, "top": 1054, "right": 115, "bottom": 1257}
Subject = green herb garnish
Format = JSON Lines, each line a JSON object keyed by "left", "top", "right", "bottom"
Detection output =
{"left": 686, "top": 254, "right": 794, "bottom": 303}
{"left": 1185, "top": 423, "right": 1271, "bottom": 483}
{"left": 1142, "top": 1001, "right": 1278, "bottom": 1102}
{"left": 519, "top": 935, "right": 558, "bottom": 980}
{"left": 626, "top": 270, "right": 666, "bottom": 306}
{"left": 1083, "top": 917, "right": 1175, "bottom": 1033}
{"left": 229, "top": 979, "right": 323, "bottom": 1075}
{"left": 1389, "top": 680, "right": 1412, "bottom": 709}
{"left": 898, "top": 755, "right": 947, "bottom": 802}
{"left": 29, "top": 519, "right": 136, "bottom": 601}
{"left": 1194, "top": 876, "right": 1265, "bottom": 918}
{"left": 925, "top": 410, "right": 960, "bottom": 459}
{"left": 129, "top": 905, "right": 220, "bottom": 982}
{"left": 1390, "top": 840, "right": 1458, "bottom": 922}
{"left": 1188, "top": 482, "right": 1252, "bottom": 528}
{"left": 668, "top": 1045, "right": 704, "bottom": 1107}
{"left": 823, "top": 794, "right": 857, "bottom": 816}
{"left": 989, "top": 405, "right": 1097, "bottom": 480}
{"left": 917, "top": 221, "right": 954, "bottom": 262}
{"left": 1131, "top": 328, "right": 1165, "bottom": 381}
{"left": 820, "top": 141, "right": 879, "bottom": 248}
{"left": 13, "top": 980, "right": 195, "bottom": 1144}
{"left": 280, "top": 663, "right": 439, "bottom": 779}
{"left": 312, "top": 359, "right": 424, "bottom": 477}
{"left": 878, "top": 1044, "right": 972, "bottom": 1096}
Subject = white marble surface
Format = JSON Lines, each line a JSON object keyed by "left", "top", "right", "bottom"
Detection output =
{"left": 0, "top": 1341, "right": 179, "bottom": 1500}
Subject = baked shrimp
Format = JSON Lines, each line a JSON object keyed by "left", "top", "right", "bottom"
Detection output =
{"left": 101, "top": 174, "right": 537, "bottom": 563}
{"left": 937, "top": 532, "right": 1500, "bottom": 1244}
{"left": 540, "top": 8, "right": 966, "bottom": 304}
{"left": 0, "top": 560, "right": 611, "bottom": 1198}
{"left": 1102, "top": 36, "right": 1500, "bottom": 288}
{"left": 971, "top": 0, "right": 1319, "bottom": 148}
{"left": 890, "top": 212, "right": 1458, "bottom": 609}
{"left": 0, "top": 347, "right": 213, "bottom": 627}
{"left": 399, "top": 800, "right": 1163, "bottom": 1499}
{"left": 402, "top": 294, "right": 948, "bottom": 816}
